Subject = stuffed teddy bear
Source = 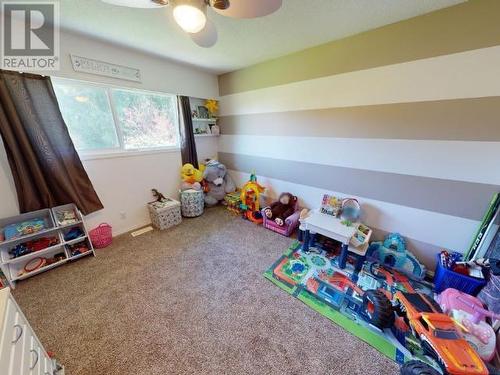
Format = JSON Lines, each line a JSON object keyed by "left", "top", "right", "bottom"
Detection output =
{"left": 203, "top": 160, "right": 236, "bottom": 206}
{"left": 180, "top": 163, "right": 203, "bottom": 191}
{"left": 264, "top": 192, "right": 297, "bottom": 226}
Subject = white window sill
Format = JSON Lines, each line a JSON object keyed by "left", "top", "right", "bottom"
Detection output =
{"left": 79, "top": 147, "right": 180, "bottom": 161}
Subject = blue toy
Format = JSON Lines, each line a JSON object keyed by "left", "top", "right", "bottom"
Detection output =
{"left": 3, "top": 218, "right": 46, "bottom": 240}
{"left": 367, "top": 233, "right": 426, "bottom": 279}
{"left": 64, "top": 227, "right": 84, "bottom": 241}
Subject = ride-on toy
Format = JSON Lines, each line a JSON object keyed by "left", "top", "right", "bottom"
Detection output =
{"left": 364, "top": 266, "right": 488, "bottom": 375}
{"left": 395, "top": 291, "right": 487, "bottom": 375}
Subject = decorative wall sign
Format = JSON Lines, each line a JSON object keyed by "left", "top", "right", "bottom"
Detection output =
{"left": 70, "top": 55, "right": 141, "bottom": 82}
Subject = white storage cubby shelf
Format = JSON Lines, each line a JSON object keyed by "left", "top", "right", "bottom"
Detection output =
{"left": 190, "top": 96, "right": 219, "bottom": 137}
{"left": 0, "top": 204, "right": 95, "bottom": 287}
{"left": 192, "top": 118, "right": 219, "bottom": 137}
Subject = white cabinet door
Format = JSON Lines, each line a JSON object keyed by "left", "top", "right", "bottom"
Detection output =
{"left": 0, "top": 298, "right": 18, "bottom": 371}
{"left": 43, "top": 356, "right": 54, "bottom": 375}
{"left": 0, "top": 290, "right": 60, "bottom": 375}
{"left": 28, "top": 344, "right": 40, "bottom": 375}
{"left": 30, "top": 335, "right": 51, "bottom": 375}
{"left": 20, "top": 313, "right": 33, "bottom": 375}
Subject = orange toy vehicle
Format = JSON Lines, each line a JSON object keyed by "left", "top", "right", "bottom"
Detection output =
{"left": 395, "top": 292, "right": 488, "bottom": 375}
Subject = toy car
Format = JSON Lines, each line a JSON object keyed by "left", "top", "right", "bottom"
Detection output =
{"left": 394, "top": 291, "right": 488, "bottom": 375}
{"left": 366, "top": 265, "right": 488, "bottom": 375}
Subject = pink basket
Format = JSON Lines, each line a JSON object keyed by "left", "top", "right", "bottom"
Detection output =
{"left": 89, "top": 223, "right": 112, "bottom": 249}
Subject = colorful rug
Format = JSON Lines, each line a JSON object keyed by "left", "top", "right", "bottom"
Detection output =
{"left": 264, "top": 240, "right": 435, "bottom": 366}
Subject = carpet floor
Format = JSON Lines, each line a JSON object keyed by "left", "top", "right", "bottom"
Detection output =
{"left": 13, "top": 207, "right": 398, "bottom": 375}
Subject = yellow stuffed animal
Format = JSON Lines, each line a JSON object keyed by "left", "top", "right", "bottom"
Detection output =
{"left": 181, "top": 163, "right": 203, "bottom": 191}
{"left": 204, "top": 99, "right": 218, "bottom": 117}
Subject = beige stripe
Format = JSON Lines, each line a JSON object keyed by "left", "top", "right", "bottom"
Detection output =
{"left": 219, "top": 46, "right": 500, "bottom": 116}
{"left": 219, "top": 0, "right": 500, "bottom": 96}
{"left": 219, "top": 97, "right": 500, "bottom": 141}
{"left": 219, "top": 152, "right": 499, "bottom": 221}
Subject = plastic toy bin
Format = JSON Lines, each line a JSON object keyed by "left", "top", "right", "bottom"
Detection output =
{"left": 433, "top": 254, "right": 486, "bottom": 295}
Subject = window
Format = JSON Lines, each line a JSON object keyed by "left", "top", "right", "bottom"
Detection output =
{"left": 52, "top": 78, "right": 179, "bottom": 156}
{"left": 112, "top": 89, "right": 178, "bottom": 150}
{"left": 52, "top": 82, "right": 119, "bottom": 151}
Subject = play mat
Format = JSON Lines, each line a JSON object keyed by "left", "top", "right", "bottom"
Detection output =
{"left": 264, "top": 240, "right": 435, "bottom": 366}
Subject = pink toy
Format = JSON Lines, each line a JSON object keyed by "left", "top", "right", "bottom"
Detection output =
{"left": 261, "top": 195, "right": 300, "bottom": 237}
{"left": 438, "top": 288, "right": 500, "bottom": 324}
{"left": 437, "top": 288, "right": 500, "bottom": 361}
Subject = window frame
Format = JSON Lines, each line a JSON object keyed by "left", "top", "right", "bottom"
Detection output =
{"left": 52, "top": 77, "right": 181, "bottom": 160}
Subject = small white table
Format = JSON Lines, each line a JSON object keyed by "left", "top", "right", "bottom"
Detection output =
{"left": 299, "top": 209, "right": 367, "bottom": 270}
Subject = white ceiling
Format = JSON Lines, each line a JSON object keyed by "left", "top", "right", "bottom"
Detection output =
{"left": 57, "top": 0, "right": 465, "bottom": 74}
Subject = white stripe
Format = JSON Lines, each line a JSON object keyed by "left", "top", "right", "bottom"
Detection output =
{"left": 219, "top": 135, "right": 500, "bottom": 185}
{"left": 228, "top": 170, "right": 478, "bottom": 266}
{"left": 219, "top": 46, "right": 500, "bottom": 116}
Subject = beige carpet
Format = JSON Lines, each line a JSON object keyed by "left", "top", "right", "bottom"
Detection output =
{"left": 13, "top": 207, "right": 398, "bottom": 375}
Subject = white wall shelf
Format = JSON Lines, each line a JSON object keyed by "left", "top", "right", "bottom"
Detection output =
{"left": 194, "top": 134, "right": 219, "bottom": 138}
{"left": 189, "top": 96, "right": 219, "bottom": 163}
{"left": 192, "top": 118, "right": 217, "bottom": 122}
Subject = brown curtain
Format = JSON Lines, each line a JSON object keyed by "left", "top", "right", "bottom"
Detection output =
{"left": 0, "top": 70, "right": 103, "bottom": 215}
{"left": 178, "top": 95, "right": 199, "bottom": 169}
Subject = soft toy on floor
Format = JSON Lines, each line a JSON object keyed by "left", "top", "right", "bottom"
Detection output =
{"left": 180, "top": 163, "right": 203, "bottom": 191}
{"left": 203, "top": 160, "right": 236, "bottom": 206}
{"left": 264, "top": 193, "right": 297, "bottom": 226}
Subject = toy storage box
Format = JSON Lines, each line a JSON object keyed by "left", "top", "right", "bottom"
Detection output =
{"left": 180, "top": 189, "right": 204, "bottom": 218}
{"left": 434, "top": 254, "right": 486, "bottom": 295}
{"left": 148, "top": 199, "right": 182, "bottom": 230}
{"left": 0, "top": 204, "right": 95, "bottom": 286}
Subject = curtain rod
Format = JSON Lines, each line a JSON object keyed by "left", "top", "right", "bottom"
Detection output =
{"left": 17, "top": 71, "right": 47, "bottom": 77}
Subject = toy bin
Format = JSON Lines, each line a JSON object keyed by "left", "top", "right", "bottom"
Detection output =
{"left": 148, "top": 198, "right": 182, "bottom": 230}
{"left": 65, "top": 238, "right": 93, "bottom": 259}
{"left": 433, "top": 254, "right": 487, "bottom": 295}
{"left": 180, "top": 189, "right": 204, "bottom": 217}
{"left": 89, "top": 223, "right": 112, "bottom": 249}
{"left": 51, "top": 203, "right": 83, "bottom": 227}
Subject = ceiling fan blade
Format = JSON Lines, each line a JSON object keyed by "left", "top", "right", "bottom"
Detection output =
{"left": 101, "top": 0, "right": 167, "bottom": 8}
{"left": 190, "top": 19, "right": 218, "bottom": 48}
{"left": 212, "top": 0, "right": 282, "bottom": 18}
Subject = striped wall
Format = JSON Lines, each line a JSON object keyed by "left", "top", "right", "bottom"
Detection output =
{"left": 217, "top": 0, "right": 500, "bottom": 268}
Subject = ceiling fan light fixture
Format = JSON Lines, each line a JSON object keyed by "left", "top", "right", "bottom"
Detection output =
{"left": 172, "top": 0, "right": 207, "bottom": 33}
{"left": 211, "top": 0, "right": 229, "bottom": 10}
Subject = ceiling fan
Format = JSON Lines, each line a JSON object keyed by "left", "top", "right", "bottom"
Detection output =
{"left": 101, "top": 0, "right": 283, "bottom": 48}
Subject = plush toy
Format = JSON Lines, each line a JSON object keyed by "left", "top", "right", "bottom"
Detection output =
{"left": 180, "top": 163, "right": 203, "bottom": 191}
{"left": 203, "top": 160, "right": 236, "bottom": 206}
{"left": 204, "top": 99, "right": 218, "bottom": 117}
{"left": 264, "top": 193, "right": 297, "bottom": 226}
